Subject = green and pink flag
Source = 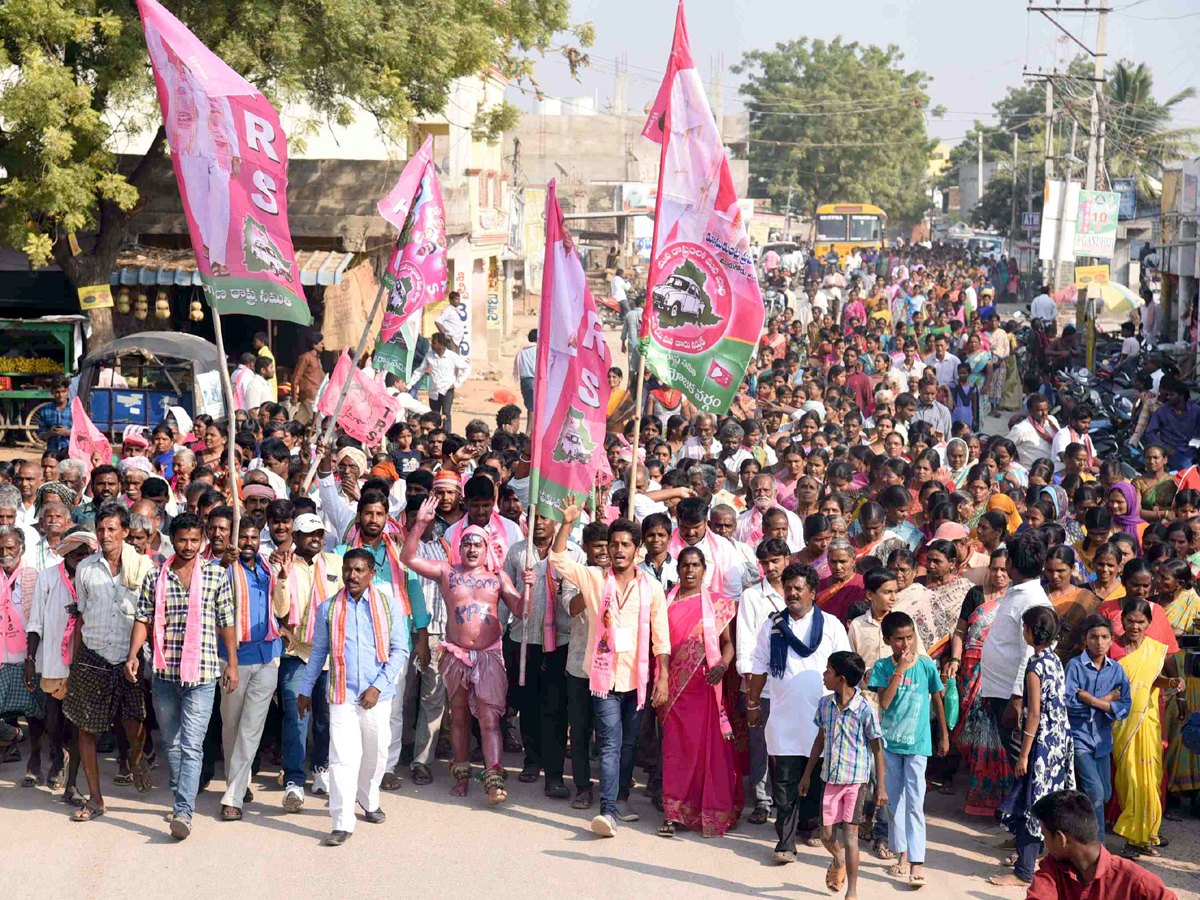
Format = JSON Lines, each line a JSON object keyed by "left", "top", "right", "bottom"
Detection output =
{"left": 137, "top": 0, "right": 312, "bottom": 325}
{"left": 528, "top": 182, "right": 614, "bottom": 522}
{"left": 373, "top": 134, "right": 448, "bottom": 378}
{"left": 639, "top": 1, "right": 764, "bottom": 414}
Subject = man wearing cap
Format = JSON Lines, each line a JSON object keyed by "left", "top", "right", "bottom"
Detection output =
{"left": 400, "top": 496, "right": 530, "bottom": 804}
{"left": 25, "top": 527, "right": 96, "bottom": 807}
{"left": 272, "top": 512, "right": 342, "bottom": 809}
{"left": 242, "top": 482, "right": 276, "bottom": 520}
{"left": 431, "top": 469, "right": 465, "bottom": 536}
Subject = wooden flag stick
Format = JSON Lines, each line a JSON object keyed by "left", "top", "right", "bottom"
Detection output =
{"left": 624, "top": 355, "right": 648, "bottom": 521}
{"left": 210, "top": 309, "right": 241, "bottom": 542}
{"left": 301, "top": 280, "right": 387, "bottom": 493}
{"left": 519, "top": 506, "right": 537, "bottom": 687}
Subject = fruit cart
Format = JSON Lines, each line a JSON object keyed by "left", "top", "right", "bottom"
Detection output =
{"left": 0, "top": 316, "right": 85, "bottom": 446}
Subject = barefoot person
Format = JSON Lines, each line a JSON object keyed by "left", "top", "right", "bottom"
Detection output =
{"left": 550, "top": 497, "right": 671, "bottom": 838}
{"left": 297, "top": 549, "right": 407, "bottom": 846}
{"left": 399, "top": 496, "right": 530, "bottom": 805}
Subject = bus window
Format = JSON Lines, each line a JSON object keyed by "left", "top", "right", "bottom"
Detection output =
{"left": 817, "top": 214, "right": 847, "bottom": 242}
{"left": 849, "top": 215, "right": 882, "bottom": 242}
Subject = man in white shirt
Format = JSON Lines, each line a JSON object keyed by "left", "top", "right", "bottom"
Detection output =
{"left": 708, "top": 504, "right": 762, "bottom": 587}
{"left": 406, "top": 332, "right": 469, "bottom": 434}
{"left": 1007, "top": 393, "right": 1060, "bottom": 469}
{"left": 671, "top": 498, "right": 743, "bottom": 600}
{"left": 979, "top": 533, "right": 1051, "bottom": 767}
{"left": 746, "top": 561, "right": 850, "bottom": 860}
{"left": 1049, "top": 405, "right": 1097, "bottom": 473}
{"left": 922, "top": 335, "right": 961, "bottom": 387}
{"left": 735, "top": 538, "right": 791, "bottom": 823}
{"left": 609, "top": 268, "right": 631, "bottom": 304}
{"left": 734, "top": 474, "right": 802, "bottom": 552}
{"left": 14, "top": 462, "right": 41, "bottom": 530}
{"left": 678, "top": 413, "right": 722, "bottom": 460}
{"left": 1031, "top": 285, "right": 1058, "bottom": 326}
{"left": 243, "top": 355, "right": 274, "bottom": 413}
{"left": 434, "top": 291, "right": 467, "bottom": 351}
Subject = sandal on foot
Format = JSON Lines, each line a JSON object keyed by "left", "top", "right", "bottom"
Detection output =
{"left": 22, "top": 770, "right": 42, "bottom": 788}
{"left": 47, "top": 769, "right": 65, "bottom": 791}
{"left": 938, "top": 782, "right": 956, "bottom": 795}
{"left": 112, "top": 772, "right": 134, "bottom": 786}
{"left": 380, "top": 772, "right": 403, "bottom": 791}
{"left": 658, "top": 821, "right": 677, "bottom": 837}
{"left": 874, "top": 840, "right": 895, "bottom": 860}
{"left": 70, "top": 801, "right": 104, "bottom": 822}
{"left": 221, "top": 805, "right": 242, "bottom": 821}
{"left": 910, "top": 871, "right": 927, "bottom": 888}
{"left": 517, "top": 765, "right": 539, "bottom": 783}
{"left": 805, "top": 837, "right": 824, "bottom": 847}
{"left": 825, "top": 862, "right": 846, "bottom": 891}
{"left": 571, "top": 789, "right": 593, "bottom": 810}
{"left": 61, "top": 787, "right": 86, "bottom": 809}
{"left": 411, "top": 764, "right": 433, "bottom": 786}
{"left": 886, "top": 862, "right": 910, "bottom": 878}
{"left": 748, "top": 805, "right": 770, "bottom": 825}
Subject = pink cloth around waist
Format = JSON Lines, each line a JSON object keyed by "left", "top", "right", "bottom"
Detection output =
{"left": 435, "top": 637, "right": 502, "bottom": 668}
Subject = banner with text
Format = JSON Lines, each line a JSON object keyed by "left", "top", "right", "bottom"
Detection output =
{"left": 137, "top": 0, "right": 311, "bottom": 325}
{"left": 528, "top": 181, "right": 613, "bottom": 522}
{"left": 316, "top": 351, "right": 397, "bottom": 446}
{"left": 639, "top": 1, "right": 764, "bottom": 415}
{"left": 374, "top": 133, "right": 448, "bottom": 376}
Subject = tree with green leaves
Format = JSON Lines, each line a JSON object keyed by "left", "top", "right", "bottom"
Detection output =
{"left": 734, "top": 38, "right": 938, "bottom": 228}
{"left": 1105, "top": 60, "right": 1199, "bottom": 200}
{"left": 0, "top": 0, "right": 590, "bottom": 344}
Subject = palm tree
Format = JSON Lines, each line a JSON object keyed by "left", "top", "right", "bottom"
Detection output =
{"left": 1104, "top": 61, "right": 1200, "bottom": 199}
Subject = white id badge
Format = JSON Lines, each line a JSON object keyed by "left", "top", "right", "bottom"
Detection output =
{"left": 614, "top": 627, "right": 636, "bottom": 653}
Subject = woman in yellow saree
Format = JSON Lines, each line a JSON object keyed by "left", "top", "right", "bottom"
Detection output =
{"left": 1110, "top": 598, "right": 1185, "bottom": 858}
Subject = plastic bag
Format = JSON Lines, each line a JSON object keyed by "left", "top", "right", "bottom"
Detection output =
{"left": 943, "top": 676, "right": 960, "bottom": 732}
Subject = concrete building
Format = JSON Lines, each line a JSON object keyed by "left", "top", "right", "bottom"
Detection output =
{"left": 1158, "top": 160, "right": 1199, "bottom": 343}
{"left": 106, "top": 73, "right": 517, "bottom": 368}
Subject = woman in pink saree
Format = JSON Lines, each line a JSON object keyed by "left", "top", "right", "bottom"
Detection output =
{"left": 657, "top": 546, "right": 743, "bottom": 837}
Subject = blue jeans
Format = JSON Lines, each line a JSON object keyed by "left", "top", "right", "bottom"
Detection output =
{"left": 593, "top": 690, "right": 643, "bottom": 818}
{"left": 1074, "top": 749, "right": 1112, "bottom": 839}
{"left": 279, "top": 655, "right": 330, "bottom": 787}
{"left": 884, "top": 751, "right": 927, "bottom": 864}
{"left": 153, "top": 678, "right": 217, "bottom": 823}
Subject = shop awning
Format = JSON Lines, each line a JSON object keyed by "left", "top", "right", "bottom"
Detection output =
{"left": 110, "top": 248, "right": 357, "bottom": 288}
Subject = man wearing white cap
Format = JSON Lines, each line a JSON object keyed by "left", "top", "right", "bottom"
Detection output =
{"left": 272, "top": 513, "right": 342, "bottom": 809}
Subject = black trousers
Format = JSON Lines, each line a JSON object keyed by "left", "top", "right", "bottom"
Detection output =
{"left": 565, "top": 675, "right": 593, "bottom": 792}
{"left": 430, "top": 389, "right": 455, "bottom": 434}
{"left": 987, "top": 696, "right": 1023, "bottom": 765}
{"left": 511, "top": 640, "right": 569, "bottom": 785}
{"left": 771, "top": 754, "right": 825, "bottom": 853}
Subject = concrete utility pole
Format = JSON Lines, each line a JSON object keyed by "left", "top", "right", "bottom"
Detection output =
{"left": 1043, "top": 79, "right": 1055, "bottom": 288}
{"left": 977, "top": 132, "right": 984, "bottom": 211}
{"left": 1085, "top": 5, "right": 1109, "bottom": 191}
{"left": 1011, "top": 134, "right": 1020, "bottom": 245}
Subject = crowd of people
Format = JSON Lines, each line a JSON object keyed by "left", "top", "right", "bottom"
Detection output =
{"left": 0, "top": 243, "right": 1194, "bottom": 899}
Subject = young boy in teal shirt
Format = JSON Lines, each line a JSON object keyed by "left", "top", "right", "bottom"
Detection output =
{"left": 868, "top": 611, "right": 949, "bottom": 889}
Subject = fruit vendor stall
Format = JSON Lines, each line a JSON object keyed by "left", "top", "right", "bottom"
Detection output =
{"left": 0, "top": 315, "right": 87, "bottom": 445}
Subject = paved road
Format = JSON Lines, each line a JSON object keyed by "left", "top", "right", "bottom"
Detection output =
{"left": 1, "top": 747, "right": 1197, "bottom": 899}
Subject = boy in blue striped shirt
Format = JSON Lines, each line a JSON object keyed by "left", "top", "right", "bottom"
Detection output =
{"left": 799, "top": 651, "right": 885, "bottom": 899}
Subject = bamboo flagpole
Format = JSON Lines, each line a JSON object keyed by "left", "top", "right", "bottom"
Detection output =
{"left": 211, "top": 310, "right": 241, "bottom": 542}
{"left": 624, "top": 356, "right": 648, "bottom": 521}
{"left": 300, "top": 281, "right": 387, "bottom": 493}
{"left": 518, "top": 506, "right": 536, "bottom": 686}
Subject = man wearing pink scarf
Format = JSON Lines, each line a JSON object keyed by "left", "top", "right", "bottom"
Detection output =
{"left": 127, "top": 511, "right": 237, "bottom": 841}
{"left": 550, "top": 496, "right": 670, "bottom": 839}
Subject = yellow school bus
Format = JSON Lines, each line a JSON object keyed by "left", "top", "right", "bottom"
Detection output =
{"left": 812, "top": 203, "right": 888, "bottom": 265}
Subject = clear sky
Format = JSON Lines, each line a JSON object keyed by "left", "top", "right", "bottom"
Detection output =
{"left": 506, "top": 0, "right": 1200, "bottom": 150}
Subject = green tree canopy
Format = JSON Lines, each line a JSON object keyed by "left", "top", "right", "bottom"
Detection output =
{"left": 734, "top": 37, "right": 938, "bottom": 228}
{"left": 0, "top": 0, "right": 589, "bottom": 342}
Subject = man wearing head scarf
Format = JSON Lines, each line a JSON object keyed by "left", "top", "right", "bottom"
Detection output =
{"left": 315, "top": 440, "right": 371, "bottom": 548}
{"left": 400, "top": 496, "right": 530, "bottom": 805}
{"left": 24, "top": 494, "right": 72, "bottom": 571}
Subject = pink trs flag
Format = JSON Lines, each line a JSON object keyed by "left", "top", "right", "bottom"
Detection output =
{"left": 528, "top": 181, "right": 613, "bottom": 522}
{"left": 639, "top": 1, "right": 764, "bottom": 415}
{"left": 136, "top": 0, "right": 311, "bottom": 325}
{"left": 373, "top": 134, "right": 448, "bottom": 376}
{"left": 317, "top": 351, "right": 397, "bottom": 446}
{"left": 68, "top": 398, "right": 112, "bottom": 473}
